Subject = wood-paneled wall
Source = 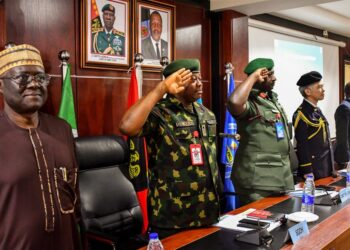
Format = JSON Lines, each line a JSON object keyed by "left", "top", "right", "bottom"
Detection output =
{"left": 1, "top": 0, "right": 211, "bottom": 136}
{"left": 1, "top": 0, "right": 350, "bottom": 137}
{"left": 211, "top": 10, "right": 249, "bottom": 133}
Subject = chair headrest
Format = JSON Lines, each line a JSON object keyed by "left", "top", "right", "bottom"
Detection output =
{"left": 75, "top": 135, "right": 129, "bottom": 171}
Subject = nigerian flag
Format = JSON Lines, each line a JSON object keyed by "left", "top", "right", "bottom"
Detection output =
{"left": 58, "top": 64, "right": 78, "bottom": 137}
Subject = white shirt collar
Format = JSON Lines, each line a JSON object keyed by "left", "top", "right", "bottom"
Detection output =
{"left": 304, "top": 98, "right": 318, "bottom": 108}
{"left": 150, "top": 36, "right": 161, "bottom": 54}
{"left": 105, "top": 28, "right": 112, "bottom": 35}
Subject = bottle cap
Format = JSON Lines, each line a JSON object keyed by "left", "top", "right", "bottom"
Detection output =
{"left": 307, "top": 174, "right": 313, "bottom": 179}
{"left": 149, "top": 232, "right": 159, "bottom": 240}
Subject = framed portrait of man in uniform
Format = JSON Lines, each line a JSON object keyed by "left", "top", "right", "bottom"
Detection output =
{"left": 81, "top": 0, "right": 130, "bottom": 70}
{"left": 135, "top": 0, "right": 175, "bottom": 70}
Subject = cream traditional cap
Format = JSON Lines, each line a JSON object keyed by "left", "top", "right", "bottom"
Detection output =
{"left": 0, "top": 44, "right": 44, "bottom": 76}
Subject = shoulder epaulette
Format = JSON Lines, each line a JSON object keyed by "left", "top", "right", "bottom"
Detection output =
{"left": 92, "top": 27, "right": 104, "bottom": 33}
{"left": 112, "top": 29, "right": 125, "bottom": 36}
{"left": 294, "top": 110, "right": 327, "bottom": 141}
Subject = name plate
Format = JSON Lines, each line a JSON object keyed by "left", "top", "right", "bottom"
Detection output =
{"left": 288, "top": 220, "right": 309, "bottom": 244}
{"left": 339, "top": 187, "right": 350, "bottom": 203}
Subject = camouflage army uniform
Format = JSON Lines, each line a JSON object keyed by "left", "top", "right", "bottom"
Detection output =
{"left": 140, "top": 95, "right": 221, "bottom": 229}
{"left": 232, "top": 89, "right": 294, "bottom": 205}
{"left": 293, "top": 100, "right": 333, "bottom": 179}
{"left": 92, "top": 28, "right": 125, "bottom": 56}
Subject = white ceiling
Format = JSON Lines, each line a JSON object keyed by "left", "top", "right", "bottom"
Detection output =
{"left": 210, "top": 0, "right": 350, "bottom": 38}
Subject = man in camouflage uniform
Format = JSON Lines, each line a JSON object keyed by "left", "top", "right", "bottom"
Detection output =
{"left": 227, "top": 58, "right": 294, "bottom": 206}
{"left": 120, "top": 59, "right": 222, "bottom": 238}
{"left": 92, "top": 4, "right": 125, "bottom": 56}
{"left": 293, "top": 71, "right": 334, "bottom": 180}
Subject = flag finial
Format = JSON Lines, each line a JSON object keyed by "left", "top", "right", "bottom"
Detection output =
{"left": 224, "top": 62, "right": 234, "bottom": 75}
{"left": 58, "top": 50, "right": 70, "bottom": 66}
{"left": 134, "top": 53, "right": 144, "bottom": 67}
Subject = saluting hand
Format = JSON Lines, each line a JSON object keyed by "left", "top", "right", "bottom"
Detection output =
{"left": 161, "top": 68, "right": 192, "bottom": 94}
{"left": 253, "top": 68, "right": 269, "bottom": 83}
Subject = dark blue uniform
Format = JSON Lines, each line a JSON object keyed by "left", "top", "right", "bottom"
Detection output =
{"left": 334, "top": 99, "right": 350, "bottom": 165}
{"left": 293, "top": 100, "right": 333, "bottom": 179}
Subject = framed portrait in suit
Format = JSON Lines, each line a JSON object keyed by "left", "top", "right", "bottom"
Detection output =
{"left": 81, "top": 0, "right": 131, "bottom": 70}
{"left": 135, "top": 0, "right": 175, "bottom": 70}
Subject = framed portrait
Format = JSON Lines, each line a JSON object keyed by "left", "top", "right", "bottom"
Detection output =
{"left": 81, "top": 0, "right": 130, "bottom": 70}
{"left": 135, "top": 0, "right": 175, "bottom": 70}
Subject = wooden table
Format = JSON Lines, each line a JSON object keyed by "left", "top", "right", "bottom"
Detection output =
{"left": 141, "top": 176, "right": 350, "bottom": 250}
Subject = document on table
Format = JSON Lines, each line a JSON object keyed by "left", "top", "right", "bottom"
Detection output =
{"left": 214, "top": 208, "right": 281, "bottom": 232}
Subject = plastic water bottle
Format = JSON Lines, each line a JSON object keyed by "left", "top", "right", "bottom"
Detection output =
{"left": 347, "top": 162, "right": 350, "bottom": 188}
{"left": 301, "top": 174, "right": 315, "bottom": 213}
{"left": 147, "top": 232, "right": 164, "bottom": 250}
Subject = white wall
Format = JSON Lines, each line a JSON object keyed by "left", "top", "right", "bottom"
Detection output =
{"left": 249, "top": 24, "right": 339, "bottom": 137}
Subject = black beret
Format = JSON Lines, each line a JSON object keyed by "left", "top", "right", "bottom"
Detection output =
{"left": 163, "top": 59, "right": 200, "bottom": 78}
{"left": 244, "top": 58, "right": 274, "bottom": 75}
{"left": 296, "top": 71, "right": 322, "bottom": 87}
{"left": 102, "top": 4, "right": 115, "bottom": 13}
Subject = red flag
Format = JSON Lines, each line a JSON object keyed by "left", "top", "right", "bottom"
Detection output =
{"left": 127, "top": 68, "right": 149, "bottom": 234}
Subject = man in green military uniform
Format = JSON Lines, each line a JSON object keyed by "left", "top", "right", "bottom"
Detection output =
{"left": 293, "top": 71, "right": 334, "bottom": 180}
{"left": 227, "top": 58, "right": 294, "bottom": 206}
{"left": 120, "top": 59, "right": 222, "bottom": 238}
{"left": 92, "top": 4, "right": 125, "bottom": 56}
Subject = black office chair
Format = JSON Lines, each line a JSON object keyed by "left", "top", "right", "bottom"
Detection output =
{"left": 75, "top": 135, "right": 146, "bottom": 250}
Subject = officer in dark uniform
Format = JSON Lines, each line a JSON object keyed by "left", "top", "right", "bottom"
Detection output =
{"left": 293, "top": 71, "right": 334, "bottom": 180}
{"left": 334, "top": 82, "right": 350, "bottom": 168}
{"left": 92, "top": 4, "right": 125, "bottom": 56}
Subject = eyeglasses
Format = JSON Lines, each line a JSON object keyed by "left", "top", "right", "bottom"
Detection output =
{"left": 0, "top": 73, "right": 51, "bottom": 88}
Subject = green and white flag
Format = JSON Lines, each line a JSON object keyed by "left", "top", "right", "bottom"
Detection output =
{"left": 58, "top": 64, "right": 78, "bottom": 137}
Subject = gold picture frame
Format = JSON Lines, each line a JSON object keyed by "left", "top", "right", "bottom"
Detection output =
{"left": 135, "top": 0, "right": 175, "bottom": 70}
{"left": 81, "top": 0, "right": 131, "bottom": 70}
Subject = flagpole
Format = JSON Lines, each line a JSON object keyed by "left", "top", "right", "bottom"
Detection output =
{"left": 58, "top": 50, "right": 78, "bottom": 137}
{"left": 58, "top": 50, "right": 70, "bottom": 86}
{"left": 160, "top": 56, "right": 169, "bottom": 81}
{"left": 221, "top": 62, "right": 240, "bottom": 211}
{"left": 224, "top": 62, "right": 233, "bottom": 94}
{"left": 160, "top": 56, "right": 169, "bottom": 99}
{"left": 134, "top": 53, "right": 144, "bottom": 97}
{"left": 129, "top": 53, "right": 149, "bottom": 234}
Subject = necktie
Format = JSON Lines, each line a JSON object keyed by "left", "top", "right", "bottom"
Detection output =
{"left": 156, "top": 42, "right": 160, "bottom": 59}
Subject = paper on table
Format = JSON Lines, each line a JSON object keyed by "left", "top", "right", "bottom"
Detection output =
{"left": 338, "top": 169, "right": 347, "bottom": 177}
{"left": 214, "top": 209, "right": 281, "bottom": 232}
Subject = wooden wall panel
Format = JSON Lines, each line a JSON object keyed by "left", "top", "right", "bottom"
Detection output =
{"left": 0, "top": 1, "right": 5, "bottom": 110}
{"left": 5, "top": 0, "right": 76, "bottom": 75}
{"left": 76, "top": 77, "right": 130, "bottom": 136}
{"left": 1, "top": 0, "right": 212, "bottom": 136}
{"left": 175, "top": 1, "right": 212, "bottom": 107}
{"left": 211, "top": 10, "right": 249, "bottom": 133}
{"left": 0, "top": 1, "right": 5, "bottom": 48}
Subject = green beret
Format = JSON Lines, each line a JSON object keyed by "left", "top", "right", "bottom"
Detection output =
{"left": 297, "top": 71, "right": 322, "bottom": 87}
{"left": 163, "top": 59, "right": 200, "bottom": 78}
{"left": 244, "top": 58, "right": 274, "bottom": 75}
{"left": 102, "top": 4, "right": 115, "bottom": 13}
